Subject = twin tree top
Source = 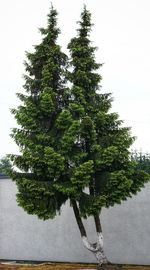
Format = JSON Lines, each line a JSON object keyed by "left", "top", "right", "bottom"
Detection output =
{"left": 10, "top": 5, "right": 149, "bottom": 266}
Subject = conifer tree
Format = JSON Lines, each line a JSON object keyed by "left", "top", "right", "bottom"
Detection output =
{"left": 10, "top": 5, "right": 149, "bottom": 267}
{"left": 66, "top": 6, "right": 149, "bottom": 265}
{"left": 131, "top": 151, "right": 150, "bottom": 173}
{"left": 10, "top": 6, "right": 69, "bottom": 219}
{"left": 0, "top": 156, "right": 12, "bottom": 175}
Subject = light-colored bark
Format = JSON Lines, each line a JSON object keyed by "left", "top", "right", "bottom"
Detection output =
{"left": 82, "top": 233, "right": 108, "bottom": 265}
{"left": 97, "top": 232, "right": 104, "bottom": 248}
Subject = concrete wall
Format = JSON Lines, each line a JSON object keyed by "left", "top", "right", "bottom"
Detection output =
{"left": 0, "top": 179, "right": 150, "bottom": 265}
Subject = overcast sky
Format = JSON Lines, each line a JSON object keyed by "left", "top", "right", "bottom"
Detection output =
{"left": 0, "top": 0, "right": 150, "bottom": 156}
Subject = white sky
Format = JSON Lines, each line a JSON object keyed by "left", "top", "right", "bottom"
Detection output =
{"left": 0, "top": 0, "right": 150, "bottom": 156}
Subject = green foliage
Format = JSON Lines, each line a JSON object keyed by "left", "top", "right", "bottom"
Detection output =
{"left": 66, "top": 6, "right": 150, "bottom": 218}
{"left": 16, "top": 178, "right": 67, "bottom": 220}
{"left": 131, "top": 151, "right": 150, "bottom": 174}
{"left": 0, "top": 156, "right": 12, "bottom": 175}
{"left": 10, "top": 6, "right": 150, "bottom": 221}
{"left": 10, "top": 6, "right": 69, "bottom": 219}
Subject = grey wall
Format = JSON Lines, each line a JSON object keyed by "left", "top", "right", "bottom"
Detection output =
{"left": 0, "top": 179, "right": 150, "bottom": 265}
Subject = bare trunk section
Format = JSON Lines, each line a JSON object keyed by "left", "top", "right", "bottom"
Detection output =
{"left": 71, "top": 198, "right": 86, "bottom": 237}
{"left": 71, "top": 199, "right": 108, "bottom": 266}
{"left": 82, "top": 234, "right": 108, "bottom": 265}
{"left": 94, "top": 214, "right": 108, "bottom": 264}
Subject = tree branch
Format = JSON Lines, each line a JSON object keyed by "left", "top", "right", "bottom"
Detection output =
{"left": 89, "top": 181, "right": 102, "bottom": 234}
{"left": 94, "top": 213, "right": 102, "bottom": 233}
{"left": 71, "top": 199, "right": 87, "bottom": 237}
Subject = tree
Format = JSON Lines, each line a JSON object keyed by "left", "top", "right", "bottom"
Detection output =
{"left": 10, "top": 5, "right": 69, "bottom": 219}
{"left": 10, "top": 5, "right": 149, "bottom": 267}
{"left": 131, "top": 151, "right": 150, "bottom": 174}
{"left": 66, "top": 7, "right": 149, "bottom": 265}
{"left": 0, "top": 156, "right": 12, "bottom": 175}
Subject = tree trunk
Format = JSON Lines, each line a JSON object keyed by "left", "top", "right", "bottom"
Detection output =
{"left": 82, "top": 233, "right": 108, "bottom": 265}
{"left": 71, "top": 199, "right": 108, "bottom": 266}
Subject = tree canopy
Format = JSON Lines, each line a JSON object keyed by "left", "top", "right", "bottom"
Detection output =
{"left": 0, "top": 156, "right": 12, "bottom": 176}
{"left": 10, "top": 5, "right": 150, "bottom": 265}
{"left": 10, "top": 6, "right": 69, "bottom": 219}
{"left": 132, "top": 151, "right": 150, "bottom": 174}
{"left": 10, "top": 3, "right": 149, "bottom": 220}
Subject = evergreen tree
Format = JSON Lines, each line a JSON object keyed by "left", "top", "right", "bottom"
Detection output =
{"left": 10, "top": 5, "right": 149, "bottom": 266}
{"left": 0, "top": 156, "right": 12, "bottom": 176}
{"left": 10, "top": 6, "right": 69, "bottom": 219}
{"left": 66, "top": 6, "right": 149, "bottom": 264}
{"left": 131, "top": 151, "right": 150, "bottom": 173}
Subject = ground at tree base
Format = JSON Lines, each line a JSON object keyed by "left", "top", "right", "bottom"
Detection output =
{"left": 0, "top": 262, "right": 150, "bottom": 270}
